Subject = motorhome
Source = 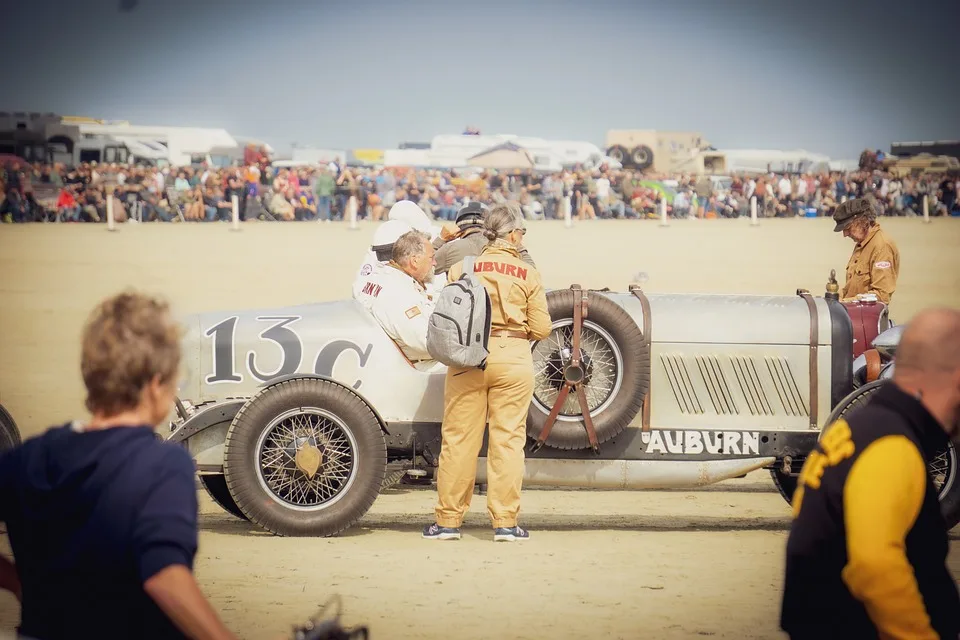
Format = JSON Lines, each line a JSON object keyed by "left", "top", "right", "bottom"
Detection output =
{"left": 67, "top": 120, "right": 239, "bottom": 167}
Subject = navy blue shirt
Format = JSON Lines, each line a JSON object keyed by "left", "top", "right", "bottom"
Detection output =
{"left": 0, "top": 423, "right": 198, "bottom": 639}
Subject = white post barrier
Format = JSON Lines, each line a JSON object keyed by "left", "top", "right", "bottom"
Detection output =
{"left": 231, "top": 195, "right": 240, "bottom": 231}
{"left": 348, "top": 195, "right": 359, "bottom": 230}
{"left": 563, "top": 195, "right": 572, "bottom": 228}
{"left": 922, "top": 195, "right": 930, "bottom": 223}
{"left": 658, "top": 197, "right": 668, "bottom": 227}
{"left": 750, "top": 196, "right": 759, "bottom": 226}
{"left": 106, "top": 194, "right": 116, "bottom": 232}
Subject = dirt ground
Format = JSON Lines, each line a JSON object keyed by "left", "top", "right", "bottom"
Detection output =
{"left": 1, "top": 217, "right": 959, "bottom": 639}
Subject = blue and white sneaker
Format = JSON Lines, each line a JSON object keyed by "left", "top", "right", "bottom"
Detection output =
{"left": 493, "top": 525, "right": 530, "bottom": 542}
{"left": 422, "top": 523, "right": 461, "bottom": 540}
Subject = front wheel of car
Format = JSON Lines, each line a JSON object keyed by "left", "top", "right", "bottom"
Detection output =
{"left": 222, "top": 377, "right": 386, "bottom": 536}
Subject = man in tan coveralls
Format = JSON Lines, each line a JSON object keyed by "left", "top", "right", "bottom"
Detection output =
{"left": 433, "top": 202, "right": 536, "bottom": 276}
{"left": 422, "top": 203, "right": 552, "bottom": 542}
{"left": 832, "top": 197, "right": 900, "bottom": 304}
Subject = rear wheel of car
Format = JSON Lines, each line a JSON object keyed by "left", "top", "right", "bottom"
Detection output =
{"left": 199, "top": 474, "right": 249, "bottom": 521}
{"left": 772, "top": 380, "right": 960, "bottom": 529}
{"left": 527, "top": 290, "right": 650, "bottom": 450}
{"left": 223, "top": 377, "right": 386, "bottom": 536}
{"left": 0, "top": 404, "right": 22, "bottom": 453}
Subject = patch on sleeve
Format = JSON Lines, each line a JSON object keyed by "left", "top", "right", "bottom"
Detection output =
{"left": 874, "top": 261, "right": 891, "bottom": 269}
{"left": 405, "top": 306, "right": 421, "bottom": 319}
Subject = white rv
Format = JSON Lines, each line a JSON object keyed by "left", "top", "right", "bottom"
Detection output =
{"left": 69, "top": 122, "right": 239, "bottom": 167}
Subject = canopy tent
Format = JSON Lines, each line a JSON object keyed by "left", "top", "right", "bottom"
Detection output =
{"left": 467, "top": 142, "right": 534, "bottom": 170}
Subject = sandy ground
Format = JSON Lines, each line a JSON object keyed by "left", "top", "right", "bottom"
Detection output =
{"left": 0, "top": 217, "right": 959, "bottom": 638}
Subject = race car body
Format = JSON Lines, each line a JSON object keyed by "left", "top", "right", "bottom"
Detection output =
{"left": 168, "top": 274, "right": 957, "bottom": 536}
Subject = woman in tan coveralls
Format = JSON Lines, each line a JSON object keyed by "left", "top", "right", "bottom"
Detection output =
{"left": 423, "top": 202, "right": 552, "bottom": 542}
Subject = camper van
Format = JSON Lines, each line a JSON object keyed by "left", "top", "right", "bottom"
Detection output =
{"left": 73, "top": 135, "right": 168, "bottom": 166}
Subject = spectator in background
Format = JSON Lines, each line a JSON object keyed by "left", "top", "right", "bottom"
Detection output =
{"left": 293, "top": 192, "right": 316, "bottom": 221}
{"left": 223, "top": 175, "right": 244, "bottom": 221}
{"left": 56, "top": 186, "right": 82, "bottom": 222}
{"left": 313, "top": 166, "right": 335, "bottom": 221}
{"left": 0, "top": 187, "right": 26, "bottom": 223}
{"left": 173, "top": 171, "right": 191, "bottom": 191}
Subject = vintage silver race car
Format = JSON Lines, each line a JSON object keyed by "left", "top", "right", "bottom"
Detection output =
{"left": 168, "top": 273, "right": 959, "bottom": 536}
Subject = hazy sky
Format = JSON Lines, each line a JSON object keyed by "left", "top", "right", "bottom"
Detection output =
{"left": 7, "top": 0, "right": 959, "bottom": 159}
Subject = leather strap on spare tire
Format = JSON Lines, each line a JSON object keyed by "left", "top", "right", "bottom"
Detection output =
{"left": 864, "top": 348, "right": 881, "bottom": 383}
{"left": 532, "top": 284, "right": 600, "bottom": 453}
{"left": 628, "top": 286, "right": 652, "bottom": 433}
{"left": 797, "top": 290, "right": 819, "bottom": 429}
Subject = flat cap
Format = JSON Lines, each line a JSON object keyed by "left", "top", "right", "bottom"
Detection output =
{"left": 832, "top": 197, "right": 874, "bottom": 232}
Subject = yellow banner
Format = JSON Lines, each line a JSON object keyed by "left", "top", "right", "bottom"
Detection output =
{"left": 350, "top": 148, "right": 384, "bottom": 164}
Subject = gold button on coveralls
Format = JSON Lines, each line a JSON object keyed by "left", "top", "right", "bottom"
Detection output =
{"left": 434, "top": 239, "right": 552, "bottom": 529}
{"left": 842, "top": 223, "right": 900, "bottom": 304}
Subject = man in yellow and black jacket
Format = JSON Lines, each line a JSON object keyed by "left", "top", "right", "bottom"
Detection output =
{"left": 780, "top": 307, "right": 960, "bottom": 639}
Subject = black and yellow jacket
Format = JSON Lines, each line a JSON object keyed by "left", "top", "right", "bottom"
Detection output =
{"left": 780, "top": 382, "right": 959, "bottom": 639}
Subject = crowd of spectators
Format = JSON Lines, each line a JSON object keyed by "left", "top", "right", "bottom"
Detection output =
{"left": 1, "top": 157, "right": 958, "bottom": 225}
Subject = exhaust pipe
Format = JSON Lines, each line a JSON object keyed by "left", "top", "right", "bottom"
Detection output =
{"left": 474, "top": 456, "right": 776, "bottom": 490}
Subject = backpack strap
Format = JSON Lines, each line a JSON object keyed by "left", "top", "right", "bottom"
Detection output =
{"left": 462, "top": 255, "right": 475, "bottom": 277}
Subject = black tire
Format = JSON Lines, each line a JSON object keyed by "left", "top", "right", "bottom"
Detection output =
{"left": 526, "top": 290, "right": 650, "bottom": 450}
{"left": 606, "top": 145, "right": 628, "bottom": 165}
{"left": 0, "top": 404, "right": 22, "bottom": 453}
{"left": 199, "top": 474, "right": 249, "bottom": 521}
{"left": 772, "top": 380, "right": 960, "bottom": 529}
{"left": 222, "top": 377, "right": 386, "bottom": 537}
{"left": 630, "top": 145, "right": 654, "bottom": 170}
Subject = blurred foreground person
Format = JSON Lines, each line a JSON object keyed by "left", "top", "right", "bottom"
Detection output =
{"left": 423, "top": 202, "right": 551, "bottom": 542}
{"left": 0, "top": 292, "right": 236, "bottom": 640}
{"left": 780, "top": 307, "right": 960, "bottom": 639}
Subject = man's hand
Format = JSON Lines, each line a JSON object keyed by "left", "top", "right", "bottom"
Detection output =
{"left": 0, "top": 555, "right": 21, "bottom": 602}
{"left": 439, "top": 222, "right": 460, "bottom": 241}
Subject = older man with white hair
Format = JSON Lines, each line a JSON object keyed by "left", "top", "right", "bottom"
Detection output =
{"left": 357, "top": 229, "right": 444, "bottom": 372}
{"left": 353, "top": 201, "right": 458, "bottom": 301}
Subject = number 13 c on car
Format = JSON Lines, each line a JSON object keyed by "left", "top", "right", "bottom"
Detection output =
{"left": 203, "top": 315, "right": 373, "bottom": 389}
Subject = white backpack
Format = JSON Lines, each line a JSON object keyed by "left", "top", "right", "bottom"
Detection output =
{"left": 426, "top": 256, "right": 492, "bottom": 369}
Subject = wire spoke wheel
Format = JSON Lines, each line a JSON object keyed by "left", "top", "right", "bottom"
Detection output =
{"left": 929, "top": 444, "right": 957, "bottom": 503}
{"left": 525, "top": 289, "right": 650, "bottom": 451}
{"left": 531, "top": 319, "right": 623, "bottom": 421}
{"left": 772, "top": 379, "right": 960, "bottom": 528}
{"left": 255, "top": 407, "right": 358, "bottom": 511}
{"left": 833, "top": 382, "right": 956, "bottom": 502}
